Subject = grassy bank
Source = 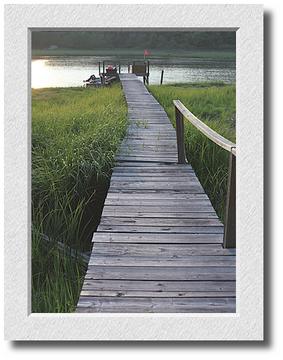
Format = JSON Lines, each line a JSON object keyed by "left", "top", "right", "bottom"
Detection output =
{"left": 149, "top": 83, "right": 236, "bottom": 221}
{"left": 32, "top": 48, "right": 236, "bottom": 61}
{"left": 32, "top": 85, "right": 127, "bottom": 312}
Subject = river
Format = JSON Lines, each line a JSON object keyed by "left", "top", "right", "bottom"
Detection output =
{"left": 31, "top": 55, "right": 235, "bottom": 88}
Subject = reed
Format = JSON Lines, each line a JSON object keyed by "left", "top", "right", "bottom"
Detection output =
{"left": 32, "top": 85, "right": 127, "bottom": 312}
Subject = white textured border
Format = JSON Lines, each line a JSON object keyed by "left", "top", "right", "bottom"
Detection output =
{"left": 4, "top": 4, "right": 263, "bottom": 341}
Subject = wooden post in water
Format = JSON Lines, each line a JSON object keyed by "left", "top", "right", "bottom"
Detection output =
{"left": 103, "top": 61, "right": 105, "bottom": 74}
{"left": 118, "top": 62, "right": 121, "bottom": 74}
{"left": 98, "top": 62, "right": 101, "bottom": 75}
{"left": 160, "top": 70, "right": 164, "bottom": 85}
{"left": 175, "top": 107, "right": 186, "bottom": 164}
{"left": 223, "top": 151, "right": 236, "bottom": 248}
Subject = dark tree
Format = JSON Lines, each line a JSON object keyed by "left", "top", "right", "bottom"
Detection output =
{"left": 32, "top": 31, "right": 235, "bottom": 51}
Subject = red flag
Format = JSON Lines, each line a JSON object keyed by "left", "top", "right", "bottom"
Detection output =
{"left": 144, "top": 49, "right": 150, "bottom": 57}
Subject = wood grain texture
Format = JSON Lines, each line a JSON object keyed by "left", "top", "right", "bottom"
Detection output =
{"left": 76, "top": 74, "right": 236, "bottom": 313}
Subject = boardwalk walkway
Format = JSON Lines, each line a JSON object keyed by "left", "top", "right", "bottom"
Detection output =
{"left": 76, "top": 74, "right": 236, "bottom": 313}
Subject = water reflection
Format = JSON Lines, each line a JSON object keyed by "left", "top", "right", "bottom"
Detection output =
{"left": 32, "top": 56, "right": 236, "bottom": 88}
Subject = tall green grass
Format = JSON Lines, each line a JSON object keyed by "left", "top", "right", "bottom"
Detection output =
{"left": 32, "top": 85, "right": 127, "bottom": 312}
{"left": 149, "top": 83, "right": 236, "bottom": 221}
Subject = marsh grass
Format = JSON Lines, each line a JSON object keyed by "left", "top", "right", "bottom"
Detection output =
{"left": 32, "top": 85, "right": 127, "bottom": 312}
{"left": 149, "top": 83, "right": 236, "bottom": 221}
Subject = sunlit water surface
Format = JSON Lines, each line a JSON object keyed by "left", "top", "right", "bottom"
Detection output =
{"left": 32, "top": 56, "right": 235, "bottom": 88}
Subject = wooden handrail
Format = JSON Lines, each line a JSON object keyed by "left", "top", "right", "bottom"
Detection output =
{"left": 173, "top": 100, "right": 236, "bottom": 249}
{"left": 173, "top": 100, "right": 236, "bottom": 155}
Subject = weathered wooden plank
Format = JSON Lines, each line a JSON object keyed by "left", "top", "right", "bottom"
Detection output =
{"left": 118, "top": 151, "right": 178, "bottom": 157}
{"left": 115, "top": 157, "right": 178, "bottom": 163}
{"left": 83, "top": 265, "right": 236, "bottom": 284}
{"left": 106, "top": 192, "right": 207, "bottom": 199}
{"left": 109, "top": 188, "right": 206, "bottom": 194}
{"left": 128, "top": 119, "right": 172, "bottom": 123}
{"left": 117, "top": 154, "right": 178, "bottom": 160}
{"left": 80, "top": 279, "right": 235, "bottom": 292}
{"left": 125, "top": 124, "right": 172, "bottom": 129}
{"left": 125, "top": 132, "right": 176, "bottom": 137}
{"left": 125, "top": 134, "right": 176, "bottom": 138}
{"left": 118, "top": 150, "right": 178, "bottom": 156}
{"left": 102, "top": 210, "right": 217, "bottom": 218}
{"left": 110, "top": 179, "right": 201, "bottom": 187}
{"left": 119, "top": 143, "right": 177, "bottom": 149}
{"left": 121, "top": 140, "right": 178, "bottom": 145}
{"left": 125, "top": 137, "right": 177, "bottom": 141}
{"left": 97, "top": 225, "right": 224, "bottom": 233}
{"left": 91, "top": 243, "right": 232, "bottom": 256}
{"left": 121, "top": 143, "right": 178, "bottom": 149}
{"left": 109, "top": 182, "right": 202, "bottom": 191}
{"left": 89, "top": 256, "right": 235, "bottom": 267}
{"left": 112, "top": 170, "right": 193, "bottom": 177}
{"left": 76, "top": 297, "right": 236, "bottom": 313}
{"left": 113, "top": 166, "right": 193, "bottom": 173}
{"left": 80, "top": 290, "right": 236, "bottom": 298}
{"left": 104, "top": 199, "right": 211, "bottom": 207}
{"left": 114, "top": 162, "right": 190, "bottom": 168}
{"left": 99, "top": 217, "right": 222, "bottom": 227}
{"left": 111, "top": 176, "right": 198, "bottom": 183}
{"left": 92, "top": 232, "right": 224, "bottom": 244}
{"left": 92, "top": 242, "right": 235, "bottom": 261}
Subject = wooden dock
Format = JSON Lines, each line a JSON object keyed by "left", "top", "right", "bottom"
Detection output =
{"left": 76, "top": 74, "right": 236, "bottom": 313}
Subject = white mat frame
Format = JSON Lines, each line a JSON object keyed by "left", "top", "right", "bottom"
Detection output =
{"left": 4, "top": 4, "right": 263, "bottom": 341}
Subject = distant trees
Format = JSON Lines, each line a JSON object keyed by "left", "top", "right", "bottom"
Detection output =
{"left": 32, "top": 31, "right": 235, "bottom": 50}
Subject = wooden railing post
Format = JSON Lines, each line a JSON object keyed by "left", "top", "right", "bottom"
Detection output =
{"left": 160, "top": 70, "right": 164, "bottom": 85}
{"left": 223, "top": 151, "right": 236, "bottom": 248}
{"left": 175, "top": 106, "right": 186, "bottom": 164}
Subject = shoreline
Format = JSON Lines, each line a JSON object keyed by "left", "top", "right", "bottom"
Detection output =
{"left": 32, "top": 48, "right": 236, "bottom": 61}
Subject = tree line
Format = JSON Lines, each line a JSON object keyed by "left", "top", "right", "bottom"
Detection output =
{"left": 32, "top": 31, "right": 235, "bottom": 50}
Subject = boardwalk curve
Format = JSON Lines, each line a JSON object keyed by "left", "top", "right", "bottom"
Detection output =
{"left": 76, "top": 74, "right": 236, "bottom": 313}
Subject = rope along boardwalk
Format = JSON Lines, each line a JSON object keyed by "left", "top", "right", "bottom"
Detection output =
{"left": 76, "top": 74, "right": 236, "bottom": 313}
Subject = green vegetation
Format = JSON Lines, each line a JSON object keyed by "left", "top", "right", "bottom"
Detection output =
{"left": 32, "top": 85, "right": 127, "bottom": 312}
{"left": 149, "top": 83, "right": 236, "bottom": 221}
{"left": 32, "top": 31, "right": 235, "bottom": 52}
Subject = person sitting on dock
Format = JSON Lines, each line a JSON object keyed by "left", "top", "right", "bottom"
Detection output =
{"left": 83, "top": 74, "right": 97, "bottom": 83}
{"left": 83, "top": 74, "right": 101, "bottom": 87}
{"left": 106, "top": 65, "right": 117, "bottom": 74}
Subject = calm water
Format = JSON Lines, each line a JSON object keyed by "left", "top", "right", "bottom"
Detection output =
{"left": 32, "top": 56, "right": 235, "bottom": 88}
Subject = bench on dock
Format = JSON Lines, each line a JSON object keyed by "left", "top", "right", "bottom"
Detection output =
{"left": 131, "top": 61, "right": 150, "bottom": 84}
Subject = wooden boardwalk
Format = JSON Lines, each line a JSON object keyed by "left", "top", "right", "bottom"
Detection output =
{"left": 76, "top": 74, "right": 236, "bottom": 313}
